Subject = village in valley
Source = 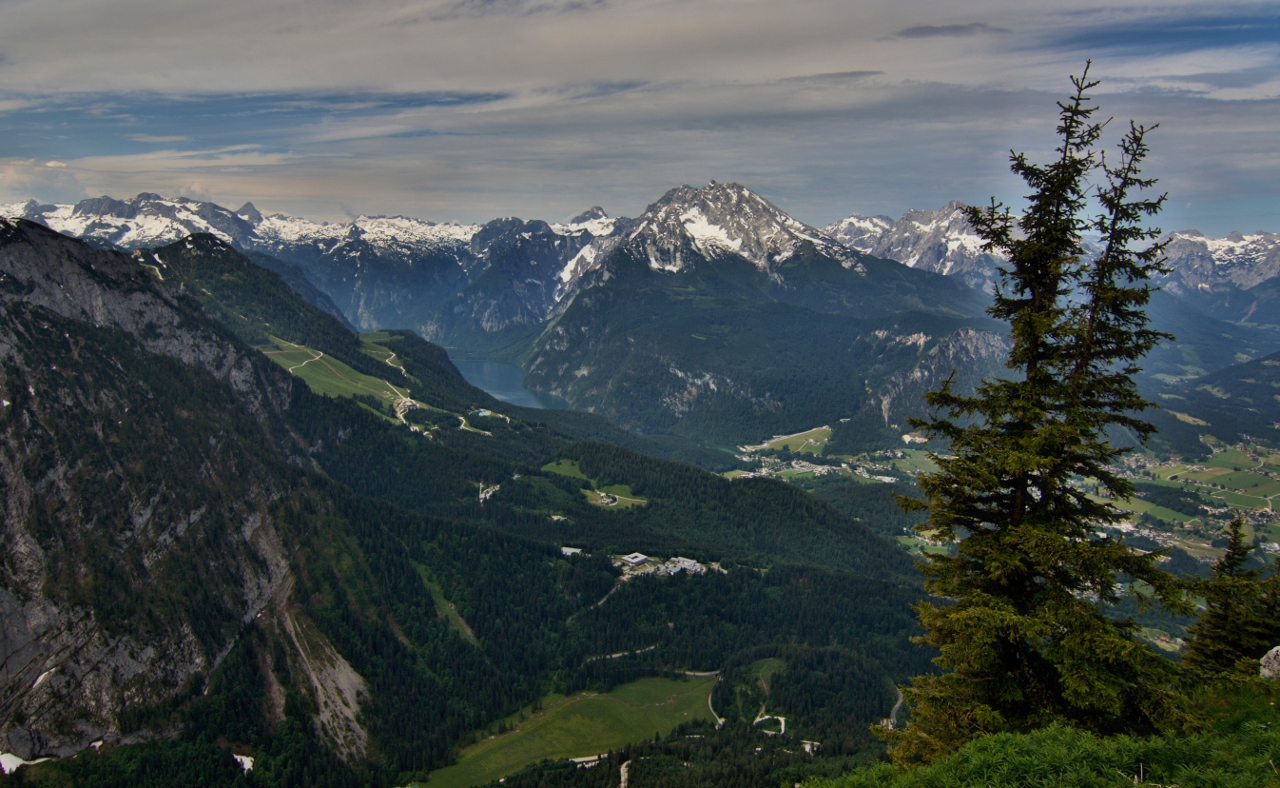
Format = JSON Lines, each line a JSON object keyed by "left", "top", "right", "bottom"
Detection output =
{"left": 729, "top": 425, "right": 1280, "bottom": 567}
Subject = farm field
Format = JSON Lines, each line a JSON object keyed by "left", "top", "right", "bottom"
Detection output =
{"left": 422, "top": 676, "right": 716, "bottom": 788}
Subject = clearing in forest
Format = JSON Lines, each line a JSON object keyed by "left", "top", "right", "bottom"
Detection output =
{"left": 542, "top": 459, "right": 648, "bottom": 508}
{"left": 422, "top": 676, "right": 715, "bottom": 788}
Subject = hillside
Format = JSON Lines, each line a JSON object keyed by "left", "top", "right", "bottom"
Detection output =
{"left": 0, "top": 219, "right": 931, "bottom": 785}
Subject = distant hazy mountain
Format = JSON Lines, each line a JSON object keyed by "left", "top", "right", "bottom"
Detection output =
{"left": 824, "top": 201, "right": 1000, "bottom": 291}
{"left": 823, "top": 203, "right": 1280, "bottom": 328}
{"left": 1156, "top": 230, "right": 1280, "bottom": 325}
{"left": 1, "top": 194, "right": 484, "bottom": 331}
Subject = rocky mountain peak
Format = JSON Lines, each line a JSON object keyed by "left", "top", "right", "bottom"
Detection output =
{"left": 568, "top": 206, "right": 608, "bottom": 224}
{"left": 236, "top": 201, "right": 264, "bottom": 225}
{"left": 621, "top": 181, "right": 852, "bottom": 274}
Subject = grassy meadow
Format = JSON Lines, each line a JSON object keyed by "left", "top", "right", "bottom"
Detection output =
{"left": 422, "top": 676, "right": 716, "bottom": 788}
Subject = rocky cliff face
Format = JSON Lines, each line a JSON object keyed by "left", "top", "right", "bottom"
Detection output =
{"left": 0, "top": 220, "right": 365, "bottom": 762}
{"left": 419, "top": 217, "right": 607, "bottom": 349}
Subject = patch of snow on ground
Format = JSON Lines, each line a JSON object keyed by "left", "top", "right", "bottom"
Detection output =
{"left": 1, "top": 754, "right": 52, "bottom": 775}
{"left": 234, "top": 755, "right": 255, "bottom": 772}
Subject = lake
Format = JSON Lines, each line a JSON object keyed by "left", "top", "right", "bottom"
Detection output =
{"left": 450, "top": 357, "right": 568, "bottom": 410}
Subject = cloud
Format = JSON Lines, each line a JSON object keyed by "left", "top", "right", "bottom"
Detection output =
{"left": 894, "top": 23, "right": 1008, "bottom": 39}
{"left": 125, "top": 133, "right": 191, "bottom": 143}
{"left": 0, "top": 1, "right": 1275, "bottom": 235}
{"left": 429, "top": 0, "right": 610, "bottom": 20}
{"left": 779, "top": 70, "right": 884, "bottom": 84}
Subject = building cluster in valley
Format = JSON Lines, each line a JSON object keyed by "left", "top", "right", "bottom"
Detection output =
{"left": 560, "top": 547, "right": 725, "bottom": 578}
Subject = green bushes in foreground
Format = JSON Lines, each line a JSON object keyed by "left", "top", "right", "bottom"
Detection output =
{"left": 810, "top": 724, "right": 1280, "bottom": 788}
{"left": 808, "top": 683, "right": 1280, "bottom": 788}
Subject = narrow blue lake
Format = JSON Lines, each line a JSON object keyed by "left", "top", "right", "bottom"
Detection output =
{"left": 450, "top": 357, "right": 568, "bottom": 410}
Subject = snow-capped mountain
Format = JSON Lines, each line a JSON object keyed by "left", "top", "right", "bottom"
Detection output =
{"left": 623, "top": 181, "right": 855, "bottom": 274}
{"left": 3, "top": 194, "right": 260, "bottom": 250}
{"left": 1, "top": 193, "right": 479, "bottom": 259}
{"left": 1157, "top": 229, "right": 1280, "bottom": 324}
{"left": 2, "top": 193, "right": 487, "bottom": 330}
{"left": 551, "top": 181, "right": 864, "bottom": 305}
{"left": 823, "top": 201, "right": 999, "bottom": 290}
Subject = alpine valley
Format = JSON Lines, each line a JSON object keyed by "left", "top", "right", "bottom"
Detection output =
{"left": 2, "top": 181, "right": 1280, "bottom": 786}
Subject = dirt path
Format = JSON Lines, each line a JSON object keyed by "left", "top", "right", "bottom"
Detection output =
{"left": 888, "top": 688, "right": 904, "bottom": 728}
{"left": 286, "top": 349, "right": 323, "bottom": 373}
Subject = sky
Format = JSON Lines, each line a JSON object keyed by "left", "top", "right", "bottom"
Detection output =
{"left": 0, "top": 0, "right": 1277, "bottom": 235}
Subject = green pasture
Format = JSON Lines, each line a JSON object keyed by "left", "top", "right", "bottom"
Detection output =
{"left": 262, "top": 337, "right": 409, "bottom": 403}
{"left": 1179, "top": 466, "right": 1232, "bottom": 483}
{"left": 1209, "top": 489, "right": 1273, "bottom": 509}
{"left": 543, "top": 460, "right": 647, "bottom": 507}
{"left": 749, "top": 658, "right": 785, "bottom": 692}
{"left": 1153, "top": 465, "right": 1190, "bottom": 481}
{"left": 896, "top": 536, "right": 950, "bottom": 556}
{"left": 1208, "top": 471, "right": 1280, "bottom": 496}
{"left": 359, "top": 332, "right": 407, "bottom": 374}
{"left": 760, "top": 426, "right": 831, "bottom": 455}
{"left": 891, "top": 450, "right": 938, "bottom": 474}
{"left": 1206, "top": 448, "right": 1259, "bottom": 470}
{"left": 582, "top": 486, "right": 647, "bottom": 509}
{"left": 1103, "top": 494, "right": 1198, "bottom": 524}
{"left": 542, "top": 459, "right": 589, "bottom": 480}
{"left": 422, "top": 676, "right": 715, "bottom": 788}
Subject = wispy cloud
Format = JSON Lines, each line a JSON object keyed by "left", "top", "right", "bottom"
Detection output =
{"left": 894, "top": 23, "right": 1008, "bottom": 39}
{"left": 125, "top": 133, "right": 190, "bottom": 143}
{"left": 429, "top": 0, "right": 609, "bottom": 20}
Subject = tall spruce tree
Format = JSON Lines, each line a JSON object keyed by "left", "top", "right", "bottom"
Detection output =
{"left": 1181, "top": 515, "right": 1280, "bottom": 677}
{"left": 884, "top": 64, "right": 1189, "bottom": 765}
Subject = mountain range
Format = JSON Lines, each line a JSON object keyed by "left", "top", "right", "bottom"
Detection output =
{"left": 6, "top": 187, "right": 1280, "bottom": 448}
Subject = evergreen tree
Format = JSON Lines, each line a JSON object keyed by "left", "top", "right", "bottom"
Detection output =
{"left": 884, "top": 64, "right": 1188, "bottom": 765}
{"left": 1181, "top": 515, "right": 1280, "bottom": 676}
